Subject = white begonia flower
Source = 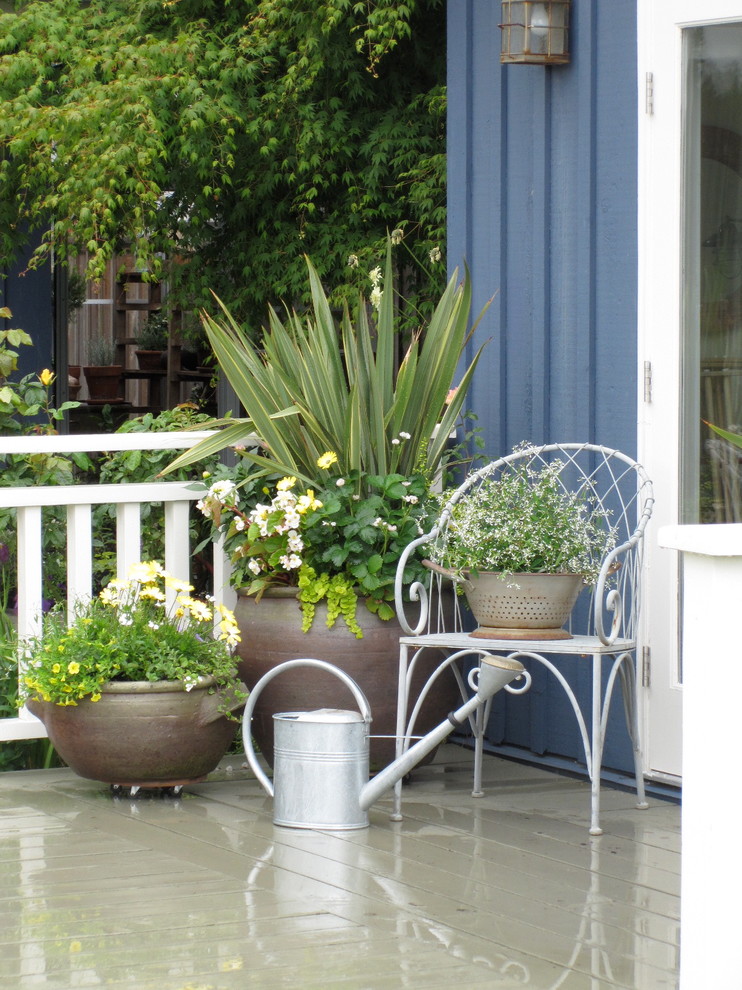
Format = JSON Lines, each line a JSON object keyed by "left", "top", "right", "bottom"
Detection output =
{"left": 247, "top": 559, "right": 262, "bottom": 575}
{"left": 404, "top": 494, "right": 419, "bottom": 504}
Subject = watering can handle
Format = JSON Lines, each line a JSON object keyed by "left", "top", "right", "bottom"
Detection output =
{"left": 241, "top": 657, "right": 373, "bottom": 799}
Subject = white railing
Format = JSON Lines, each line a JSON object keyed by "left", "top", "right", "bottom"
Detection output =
{"left": 0, "top": 431, "right": 233, "bottom": 742}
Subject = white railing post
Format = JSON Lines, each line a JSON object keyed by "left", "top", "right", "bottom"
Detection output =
{"left": 164, "top": 500, "right": 192, "bottom": 610}
{"left": 16, "top": 506, "right": 43, "bottom": 643}
{"left": 116, "top": 503, "right": 142, "bottom": 582}
{"left": 67, "top": 503, "right": 93, "bottom": 613}
{"left": 0, "top": 430, "right": 239, "bottom": 744}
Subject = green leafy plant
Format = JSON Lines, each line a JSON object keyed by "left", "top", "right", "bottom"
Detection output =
{"left": 0, "top": 306, "right": 33, "bottom": 381}
{"left": 85, "top": 338, "right": 118, "bottom": 366}
{"left": 437, "top": 457, "right": 617, "bottom": 585}
{"left": 137, "top": 312, "right": 169, "bottom": 351}
{"left": 0, "top": 348, "right": 91, "bottom": 609}
{"left": 705, "top": 420, "right": 742, "bottom": 450}
{"left": 165, "top": 239, "right": 486, "bottom": 487}
{"left": 22, "top": 561, "right": 244, "bottom": 714}
{"left": 165, "top": 238, "right": 486, "bottom": 632}
{"left": 0, "top": 1, "right": 445, "bottom": 325}
{"left": 197, "top": 464, "right": 430, "bottom": 635}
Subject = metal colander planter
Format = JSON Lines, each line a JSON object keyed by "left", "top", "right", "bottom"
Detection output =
{"left": 463, "top": 571, "right": 585, "bottom": 640}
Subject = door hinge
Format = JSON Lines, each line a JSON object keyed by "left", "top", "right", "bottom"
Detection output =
{"left": 642, "top": 646, "right": 651, "bottom": 688}
{"left": 643, "top": 360, "right": 652, "bottom": 403}
{"left": 645, "top": 72, "right": 654, "bottom": 115}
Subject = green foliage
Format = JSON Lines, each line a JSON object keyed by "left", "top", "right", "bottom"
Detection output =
{"left": 0, "top": 0, "right": 446, "bottom": 326}
{"left": 0, "top": 306, "right": 33, "bottom": 380}
{"left": 86, "top": 338, "right": 117, "bottom": 366}
{"left": 0, "top": 340, "right": 91, "bottom": 609}
{"left": 705, "top": 420, "right": 742, "bottom": 451}
{"left": 137, "top": 311, "right": 169, "bottom": 351}
{"left": 94, "top": 405, "right": 221, "bottom": 591}
{"left": 166, "top": 239, "right": 485, "bottom": 487}
{"left": 21, "top": 561, "right": 243, "bottom": 714}
{"left": 198, "top": 467, "right": 430, "bottom": 632}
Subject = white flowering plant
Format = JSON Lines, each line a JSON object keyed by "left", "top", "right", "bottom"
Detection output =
{"left": 197, "top": 454, "right": 431, "bottom": 636}
{"left": 22, "top": 561, "right": 244, "bottom": 710}
{"left": 437, "top": 459, "right": 617, "bottom": 585}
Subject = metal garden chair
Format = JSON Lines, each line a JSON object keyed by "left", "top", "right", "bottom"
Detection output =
{"left": 392, "top": 442, "right": 655, "bottom": 834}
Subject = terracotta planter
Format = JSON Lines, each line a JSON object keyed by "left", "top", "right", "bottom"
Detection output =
{"left": 27, "top": 676, "right": 244, "bottom": 787}
{"left": 464, "top": 571, "right": 584, "bottom": 640}
{"left": 135, "top": 349, "right": 166, "bottom": 371}
{"left": 83, "top": 365, "right": 123, "bottom": 401}
{"left": 235, "top": 588, "right": 460, "bottom": 771}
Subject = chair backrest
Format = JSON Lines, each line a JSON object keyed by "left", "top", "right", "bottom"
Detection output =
{"left": 394, "top": 443, "right": 654, "bottom": 645}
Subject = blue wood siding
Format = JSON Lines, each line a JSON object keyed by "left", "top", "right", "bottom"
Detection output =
{"left": 1, "top": 234, "right": 54, "bottom": 381}
{"left": 447, "top": 0, "right": 639, "bottom": 773}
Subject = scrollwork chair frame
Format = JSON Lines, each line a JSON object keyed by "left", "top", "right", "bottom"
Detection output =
{"left": 392, "top": 442, "right": 655, "bottom": 834}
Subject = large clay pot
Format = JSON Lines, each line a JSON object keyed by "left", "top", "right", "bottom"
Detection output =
{"left": 234, "top": 588, "right": 460, "bottom": 771}
{"left": 27, "top": 676, "right": 245, "bottom": 787}
{"left": 82, "top": 365, "right": 123, "bottom": 402}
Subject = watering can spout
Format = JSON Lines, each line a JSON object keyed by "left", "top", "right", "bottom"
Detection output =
{"left": 359, "top": 654, "right": 525, "bottom": 811}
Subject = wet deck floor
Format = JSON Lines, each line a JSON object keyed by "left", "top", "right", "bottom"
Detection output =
{"left": 0, "top": 745, "right": 680, "bottom": 989}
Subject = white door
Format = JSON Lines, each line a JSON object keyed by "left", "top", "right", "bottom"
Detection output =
{"left": 639, "top": 0, "right": 742, "bottom": 781}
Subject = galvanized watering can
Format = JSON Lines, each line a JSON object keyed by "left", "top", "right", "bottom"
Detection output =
{"left": 242, "top": 654, "right": 525, "bottom": 830}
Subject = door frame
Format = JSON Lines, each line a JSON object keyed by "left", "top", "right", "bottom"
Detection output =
{"left": 637, "top": 0, "right": 742, "bottom": 781}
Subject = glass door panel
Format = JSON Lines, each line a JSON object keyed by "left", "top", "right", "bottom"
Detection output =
{"left": 684, "top": 24, "right": 742, "bottom": 523}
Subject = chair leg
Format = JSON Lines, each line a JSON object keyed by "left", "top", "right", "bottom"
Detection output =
{"left": 390, "top": 643, "right": 409, "bottom": 822}
{"left": 619, "top": 660, "right": 649, "bottom": 811}
{"left": 590, "top": 653, "right": 604, "bottom": 836}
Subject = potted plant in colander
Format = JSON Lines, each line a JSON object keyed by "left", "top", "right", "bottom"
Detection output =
{"left": 432, "top": 454, "right": 618, "bottom": 640}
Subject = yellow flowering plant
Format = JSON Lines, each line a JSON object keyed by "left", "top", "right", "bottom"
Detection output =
{"left": 22, "top": 561, "right": 244, "bottom": 711}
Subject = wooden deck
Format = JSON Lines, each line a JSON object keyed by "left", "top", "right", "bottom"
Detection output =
{"left": 0, "top": 745, "right": 680, "bottom": 989}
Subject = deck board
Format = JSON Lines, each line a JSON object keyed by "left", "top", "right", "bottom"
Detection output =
{"left": 0, "top": 745, "right": 680, "bottom": 989}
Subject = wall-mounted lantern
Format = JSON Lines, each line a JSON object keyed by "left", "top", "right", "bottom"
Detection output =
{"left": 500, "top": 1, "right": 570, "bottom": 65}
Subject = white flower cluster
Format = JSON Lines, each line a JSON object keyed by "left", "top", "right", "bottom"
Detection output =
{"left": 369, "top": 265, "right": 383, "bottom": 311}
{"left": 196, "top": 479, "right": 238, "bottom": 520}
{"left": 441, "top": 460, "right": 617, "bottom": 584}
{"left": 373, "top": 517, "right": 397, "bottom": 533}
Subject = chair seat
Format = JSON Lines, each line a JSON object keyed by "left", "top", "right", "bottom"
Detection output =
{"left": 399, "top": 631, "right": 635, "bottom": 656}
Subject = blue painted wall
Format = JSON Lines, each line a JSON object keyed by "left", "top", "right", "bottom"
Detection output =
{"left": 447, "top": 0, "right": 639, "bottom": 772}
{"left": 1, "top": 235, "right": 55, "bottom": 381}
